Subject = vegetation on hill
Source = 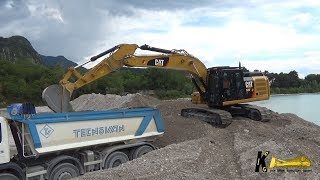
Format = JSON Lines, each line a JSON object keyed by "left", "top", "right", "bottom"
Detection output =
{"left": 266, "top": 71, "right": 320, "bottom": 94}
{"left": 0, "top": 58, "right": 194, "bottom": 107}
{"left": 1, "top": 57, "right": 320, "bottom": 107}
{"left": 40, "top": 55, "right": 77, "bottom": 68}
{"left": 70, "top": 67, "right": 194, "bottom": 101}
{"left": 0, "top": 36, "right": 41, "bottom": 64}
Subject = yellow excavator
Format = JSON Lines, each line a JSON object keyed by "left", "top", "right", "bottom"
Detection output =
{"left": 42, "top": 44, "right": 270, "bottom": 127}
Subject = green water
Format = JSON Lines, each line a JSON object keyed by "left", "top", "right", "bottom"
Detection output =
{"left": 250, "top": 94, "right": 320, "bottom": 125}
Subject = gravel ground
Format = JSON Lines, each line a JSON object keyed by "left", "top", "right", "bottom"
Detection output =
{"left": 74, "top": 95, "right": 320, "bottom": 180}
{"left": 2, "top": 94, "right": 319, "bottom": 179}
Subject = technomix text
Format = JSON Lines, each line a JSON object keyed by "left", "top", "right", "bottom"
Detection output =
{"left": 73, "top": 125, "right": 125, "bottom": 138}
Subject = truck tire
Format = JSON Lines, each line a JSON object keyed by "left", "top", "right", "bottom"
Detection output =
{"left": 49, "top": 163, "right": 80, "bottom": 180}
{"left": 131, "top": 145, "right": 153, "bottom": 159}
{"left": 104, "top": 151, "right": 129, "bottom": 169}
{"left": 0, "top": 173, "right": 19, "bottom": 180}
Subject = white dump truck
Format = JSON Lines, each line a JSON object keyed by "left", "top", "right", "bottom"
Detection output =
{"left": 0, "top": 103, "right": 164, "bottom": 180}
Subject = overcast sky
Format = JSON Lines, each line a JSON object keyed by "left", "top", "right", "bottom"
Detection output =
{"left": 1, "top": 0, "right": 320, "bottom": 77}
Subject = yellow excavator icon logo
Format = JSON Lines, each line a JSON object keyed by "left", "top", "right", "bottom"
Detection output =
{"left": 269, "top": 155, "right": 312, "bottom": 169}
{"left": 255, "top": 151, "right": 312, "bottom": 172}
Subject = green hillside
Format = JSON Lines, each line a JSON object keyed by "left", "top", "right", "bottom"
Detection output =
{"left": 0, "top": 58, "right": 193, "bottom": 107}
{"left": 0, "top": 36, "right": 41, "bottom": 64}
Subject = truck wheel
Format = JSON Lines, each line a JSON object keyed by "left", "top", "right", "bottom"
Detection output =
{"left": 0, "top": 173, "right": 19, "bottom": 180}
{"left": 104, "top": 151, "right": 129, "bottom": 169}
{"left": 49, "top": 163, "right": 80, "bottom": 180}
{"left": 131, "top": 145, "right": 153, "bottom": 159}
{"left": 129, "top": 148, "right": 137, "bottom": 160}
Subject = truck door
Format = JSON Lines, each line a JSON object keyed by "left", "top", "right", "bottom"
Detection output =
{"left": 0, "top": 117, "right": 10, "bottom": 164}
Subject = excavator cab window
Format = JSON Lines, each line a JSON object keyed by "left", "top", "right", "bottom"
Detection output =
{"left": 207, "top": 67, "right": 246, "bottom": 107}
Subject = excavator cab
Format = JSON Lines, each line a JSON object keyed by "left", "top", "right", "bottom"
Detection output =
{"left": 205, "top": 66, "right": 269, "bottom": 107}
{"left": 206, "top": 67, "right": 246, "bottom": 107}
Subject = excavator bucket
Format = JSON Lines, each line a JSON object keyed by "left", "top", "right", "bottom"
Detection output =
{"left": 42, "top": 84, "right": 73, "bottom": 113}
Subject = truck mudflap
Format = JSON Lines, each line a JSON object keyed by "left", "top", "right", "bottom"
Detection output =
{"left": 7, "top": 105, "right": 164, "bottom": 155}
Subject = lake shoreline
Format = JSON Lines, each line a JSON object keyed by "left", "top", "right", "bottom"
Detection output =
{"left": 271, "top": 92, "right": 320, "bottom": 97}
{"left": 252, "top": 93, "right": 320, "bottom": 125}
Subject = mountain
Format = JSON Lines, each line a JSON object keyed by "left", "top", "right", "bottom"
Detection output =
{"left": 0, "top": 35, "right": 41, "bottom": 64}
{"left": 40, "top": 55, "right": 77, "bottom": 68}
{"left": 0, "top": 35, "right": 79, "bottom": 69}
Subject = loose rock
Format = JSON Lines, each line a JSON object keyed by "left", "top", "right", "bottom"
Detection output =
{"left": 76, "top": 95, "right": 320, "bottom": 180}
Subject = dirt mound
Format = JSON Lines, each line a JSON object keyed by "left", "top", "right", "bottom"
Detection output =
{"left": 79, "top": 99, "right": 320, "bottom": 180}
{"left": 71, "top": 93, "right": 161, "bottom": 111}
{"left": 153, "top": 100, "right": 213, "bottom": 147}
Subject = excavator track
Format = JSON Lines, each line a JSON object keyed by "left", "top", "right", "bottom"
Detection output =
{"left": 181, "top": 104, "right": 272, "bottom": 128}
{"left": 235, "top": 104, "right": 272, "bottom": 122}
{"left": 181, "top": 108, "right": 232, "bottom": 128}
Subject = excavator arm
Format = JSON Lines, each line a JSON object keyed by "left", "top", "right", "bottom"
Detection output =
{"left": 123, "top": 45, "right": 208, "bottom": 98}
{"left": 42, "top": 44, "right": 208, "bottom": 113}
{"left": 61, "top": 44, "right": 139, "bottom": 94}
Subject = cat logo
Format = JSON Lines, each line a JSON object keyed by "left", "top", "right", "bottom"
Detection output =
{"left": 147, "top": 57, "right": 169, "bottom": 67}
{"left": 245, "top": 81, "right": 253, "bottom": 88}
{"left": 155, "top": 59, "right": 165, "bottom": 66}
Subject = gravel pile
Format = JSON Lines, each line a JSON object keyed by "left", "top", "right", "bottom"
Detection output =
{"left": 77, "top": 97, "right": 320, "bottom": 180}
{"left": 71, "top": 93, "right": 160, "bottom": 111}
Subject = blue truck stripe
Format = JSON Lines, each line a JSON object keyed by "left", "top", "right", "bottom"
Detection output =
{"left": 154, "top": 110, "right": 165, "bottom": 133}
{"left": 28, "top": 122, "right": 42, "bottom": 148}
{"left": 135, "top": 110, "right": 165, "bottom": 136}
{"left": 135, "top": 115, "right": 152, "bottom": 136}
{"left": 8, "top": 108, "right": 157, "bottom": 123}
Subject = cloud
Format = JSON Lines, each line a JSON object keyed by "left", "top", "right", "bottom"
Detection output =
{"left": 27, "top": 3, "right": 64, "bottom": 23}
{"left": 0, "top": 0, "right": 320, "bottom": 77}
{"left": 291, "top": 13, "right": 313, "bottom": 26}
{"left": 242, "top": 50, "right": 320, "bottom": 78}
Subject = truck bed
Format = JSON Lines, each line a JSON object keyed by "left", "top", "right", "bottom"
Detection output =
{"left": 7, "top": 107, "right": 164, "bottom": 154}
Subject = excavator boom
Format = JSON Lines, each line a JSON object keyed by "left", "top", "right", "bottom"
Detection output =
{"left": 42, "top": 44, "right": 208, "bottom": 113}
